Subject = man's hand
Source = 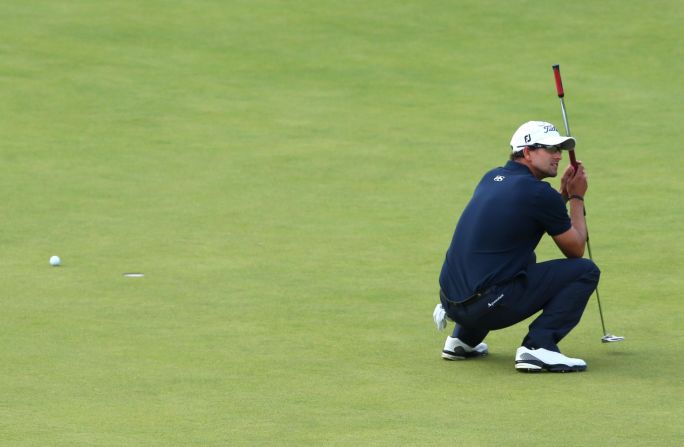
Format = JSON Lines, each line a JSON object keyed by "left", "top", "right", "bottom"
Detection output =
{"left": 559, "top": 164, "right": 576, "bottom": 200}
{"left": 566, "top": 161, "right": 588, "bottom": 198}
{"left": 553, "top": 161, "right": 589, "bottom": 258}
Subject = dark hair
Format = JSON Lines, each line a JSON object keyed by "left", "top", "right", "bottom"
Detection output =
{"left": 510, "top": 145, "right": 542, "bottom": 160}
{"left": 510, "top": 148, "right": 526, "bottom": 160}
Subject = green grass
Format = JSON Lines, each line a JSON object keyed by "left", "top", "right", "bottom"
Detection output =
{"left": 1, "top": 1, "right": 683, "bottom": 445}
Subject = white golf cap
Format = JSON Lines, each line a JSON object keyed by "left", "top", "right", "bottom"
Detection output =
{"left": 510, "top": 121, "right": 576, "bottom": 153}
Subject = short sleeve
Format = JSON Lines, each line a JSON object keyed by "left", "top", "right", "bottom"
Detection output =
{"left": 532, "top": 183, "right": 572, "bottom": 236}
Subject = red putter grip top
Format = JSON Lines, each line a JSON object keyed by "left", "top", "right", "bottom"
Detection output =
{"left": 552, "top": 64, "right": 564, "bottom": 98}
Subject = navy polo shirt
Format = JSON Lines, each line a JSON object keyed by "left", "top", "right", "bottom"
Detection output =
{"left": 439, "top": 161, "right": 571, "bottom": 302}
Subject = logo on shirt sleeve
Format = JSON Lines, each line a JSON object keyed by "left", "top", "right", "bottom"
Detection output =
{"left": 494, "top": 175, "right": 505, "bottom": 182}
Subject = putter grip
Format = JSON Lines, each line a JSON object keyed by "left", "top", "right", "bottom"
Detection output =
{"left": 568, "top": 149, "right": 578, "bottom": 169}
{"left": 552, "top": 64, "right": 564, "bottom": 98}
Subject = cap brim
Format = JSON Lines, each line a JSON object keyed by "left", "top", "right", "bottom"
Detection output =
{"left": 537, "top": 135, "right": 576, "bottom": 150}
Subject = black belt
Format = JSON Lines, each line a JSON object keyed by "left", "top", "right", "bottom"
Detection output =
{"left": 441, "top": 276, "right": 520, "bottom": 308}
{"left": 440, "top": 287, "right": 491, "bottom": 308}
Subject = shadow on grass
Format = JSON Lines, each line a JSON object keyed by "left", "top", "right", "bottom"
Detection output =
{"left": 438, "top": 349, "right": 636, "bottom": 377}
{"left": 438, "top": 352, "right": 512, "bottom": 374}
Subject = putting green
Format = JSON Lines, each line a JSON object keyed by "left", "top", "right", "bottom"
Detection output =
{"left": 1, "top": 1, "right": 682, "bottom": 445}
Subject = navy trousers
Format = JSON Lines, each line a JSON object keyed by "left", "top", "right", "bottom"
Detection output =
{"left": 441, "top": 258, "right": 600, "bottom": 352}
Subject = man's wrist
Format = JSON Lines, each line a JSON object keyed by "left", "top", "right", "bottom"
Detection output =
{"left": 568, "top": 195, "right": 584, "bottom": 202}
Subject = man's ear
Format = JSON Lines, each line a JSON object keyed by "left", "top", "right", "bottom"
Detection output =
{"left": 523, "top": 147, "right": 532, "bottom": 161}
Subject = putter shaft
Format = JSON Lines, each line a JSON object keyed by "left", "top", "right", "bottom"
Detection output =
{"left": 552, "top": 64, "right": 622, "bottom": 342}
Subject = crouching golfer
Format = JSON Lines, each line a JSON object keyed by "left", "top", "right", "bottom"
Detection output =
{"left": 434, "top": 121, "right": 600, "bottom": 372}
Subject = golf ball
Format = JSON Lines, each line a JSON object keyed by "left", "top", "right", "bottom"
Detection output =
{"left": 49, "top": 255, "right": 61, "bottom": 266}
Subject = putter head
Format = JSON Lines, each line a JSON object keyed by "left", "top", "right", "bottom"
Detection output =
{"left": 601, "top": 334, "right": 625, "bottom": 343}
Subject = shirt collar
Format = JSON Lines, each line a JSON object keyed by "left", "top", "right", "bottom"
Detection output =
{"left": 504, "top": 160, "right": 534, "bottom": 176}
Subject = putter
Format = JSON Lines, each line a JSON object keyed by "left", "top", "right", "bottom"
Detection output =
{"left": 552, "top": 64, "right": 624, "bottom": 343}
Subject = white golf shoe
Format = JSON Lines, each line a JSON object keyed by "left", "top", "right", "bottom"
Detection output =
{"left": 515, "top": 347, "right": 587, "bottom": 373}
{"left": 441, "top": 336, "right": 488, "bottom": 360}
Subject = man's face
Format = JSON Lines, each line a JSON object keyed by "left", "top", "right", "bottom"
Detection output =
{"left": 525, "top": 146, "right": 563, "bottom": 179}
